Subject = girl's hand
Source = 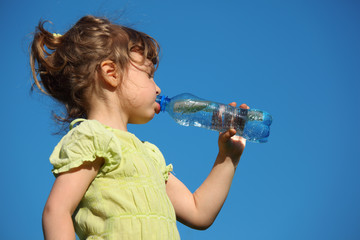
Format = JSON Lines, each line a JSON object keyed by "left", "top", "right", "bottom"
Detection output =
{"left": 217, "top": 102, "right": 249, "bottom": 167}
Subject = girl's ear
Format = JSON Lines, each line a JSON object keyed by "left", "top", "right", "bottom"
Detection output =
{"left": 100, "top": 60, "right": 121, "bottom": 88}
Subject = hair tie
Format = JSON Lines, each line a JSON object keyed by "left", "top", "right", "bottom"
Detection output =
{"left": 53, "top": 33, "right": 62, "bottom": 38}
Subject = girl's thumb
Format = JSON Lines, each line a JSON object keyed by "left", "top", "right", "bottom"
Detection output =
{"left": 219, "top": 128, "right": 237, "bottom": 143}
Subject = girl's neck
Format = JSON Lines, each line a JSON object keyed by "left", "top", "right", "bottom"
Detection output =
{"left": 86, "top": 81, "right": 130, "bottom": 131}
{"left": 87, "top": 98, "right": 129, "bottom": 131}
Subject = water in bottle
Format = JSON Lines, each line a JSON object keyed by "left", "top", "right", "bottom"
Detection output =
{"left": 156, "top": 93, "right": 272, "bottom": 143}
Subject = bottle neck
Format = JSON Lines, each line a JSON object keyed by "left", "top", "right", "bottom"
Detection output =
{"left": 156, "top": 95, "right": 170, "bottom": 112}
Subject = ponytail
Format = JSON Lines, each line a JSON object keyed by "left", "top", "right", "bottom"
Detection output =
{"left": 30, "top": 20, "right": 88, "bottom": 124}
{"left": 30, "top": 21, "right": 66, "bottom": 95}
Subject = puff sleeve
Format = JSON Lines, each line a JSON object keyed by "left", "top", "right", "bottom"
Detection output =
{"left": 50, "top": 120, "right": 120, "bottom": 176}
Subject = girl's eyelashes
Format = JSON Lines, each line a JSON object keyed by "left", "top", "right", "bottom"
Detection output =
{"left": 148, "top": 68, "right": 155, "bottom": 78}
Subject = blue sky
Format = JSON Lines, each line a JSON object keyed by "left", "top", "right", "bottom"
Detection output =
{"left": 1, "top": 0, "right": 360, "bottom": 239}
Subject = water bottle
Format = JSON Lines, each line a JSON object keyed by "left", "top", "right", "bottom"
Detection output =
{"left": 156, "top": 93, "right": 272, "bottom": 143}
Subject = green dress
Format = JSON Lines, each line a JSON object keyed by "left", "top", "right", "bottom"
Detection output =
{"left": 50, "top": 119, "right": 180, "bottom": 240}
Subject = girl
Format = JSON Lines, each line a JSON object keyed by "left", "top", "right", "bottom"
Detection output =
{"left": 31, "top": 15, "right": 248, "bottom": 240}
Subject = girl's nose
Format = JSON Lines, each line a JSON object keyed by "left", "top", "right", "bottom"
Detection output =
{"left": 156, "top": 85, "right": 161, "bottom": 95}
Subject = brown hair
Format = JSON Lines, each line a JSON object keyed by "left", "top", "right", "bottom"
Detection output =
{"left": 30, "top": 15, "right": 160, "bottom": 126}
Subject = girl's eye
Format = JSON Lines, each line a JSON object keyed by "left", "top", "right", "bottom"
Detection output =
{"left": 147, "top": 71, "right": 154, "bottom": 78}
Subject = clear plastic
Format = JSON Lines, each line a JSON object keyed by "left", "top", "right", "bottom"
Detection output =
{"left": 156, "top": 93, "right": 272, "bottom": 143}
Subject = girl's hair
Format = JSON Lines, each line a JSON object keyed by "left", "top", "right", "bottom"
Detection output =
{"left": 30, "top": 15, "right": 160, "bottom": 125}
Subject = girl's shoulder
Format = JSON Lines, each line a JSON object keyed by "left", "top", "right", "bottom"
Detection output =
{"left": 142, "top": 141, "right": 163, "bottom": 158}
{"left": 142, "top": 141, "right": 173, "bottom": 181}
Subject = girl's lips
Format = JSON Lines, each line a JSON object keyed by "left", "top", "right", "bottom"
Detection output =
{"left": 155, "top": 102, "right": 161, "bottom": 114}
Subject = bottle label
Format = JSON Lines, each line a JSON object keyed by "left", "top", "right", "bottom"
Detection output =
{"left": 173, "top": 100, "right": 211, "bottom": 113}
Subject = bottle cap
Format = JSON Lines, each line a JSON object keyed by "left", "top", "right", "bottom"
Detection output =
{"left": 156, "top": 95, "right": 166, "bottom": 112}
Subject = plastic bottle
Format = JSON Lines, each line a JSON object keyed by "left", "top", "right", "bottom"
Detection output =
{"left": 156, "top": 93, "right": 272, "bottom": 143}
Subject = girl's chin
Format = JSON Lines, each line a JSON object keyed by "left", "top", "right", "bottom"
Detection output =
{"left": 129, "top": 111, "right": 156, "bottom": 124}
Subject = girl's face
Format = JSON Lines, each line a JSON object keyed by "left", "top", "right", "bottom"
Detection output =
{"left": 119, "top": 52, "right": 161, "bottom": 124}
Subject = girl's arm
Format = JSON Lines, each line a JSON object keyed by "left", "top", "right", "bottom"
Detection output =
{"left": 166, "top": 102, "right": 248, "bottom": 230}
{"left": 42, "top": 158, "right": 104, "bottom": 240}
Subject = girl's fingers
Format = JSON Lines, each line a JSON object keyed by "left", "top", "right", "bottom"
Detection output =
{"left": 239, "top": 103, "right": 250, "bottom": 109}
{"left": 229, "top": 102, "right": 237, "bottom": 107}
{"left": 219, "top": 128, "right": 237, "bottom": 143}
{"left": 228, "top": 102, "right": 250, "bottom": 109}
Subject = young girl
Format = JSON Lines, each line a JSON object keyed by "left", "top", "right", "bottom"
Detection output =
{"left": 31, "top": 15, "right": 248, "bottom": 240}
